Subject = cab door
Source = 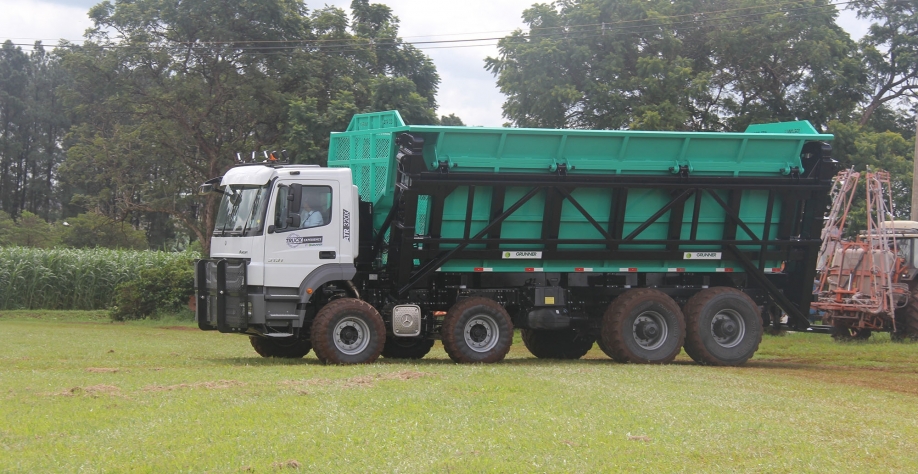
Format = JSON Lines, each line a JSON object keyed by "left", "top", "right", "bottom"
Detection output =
{"left": 263, "top": 180, "right": 340, "bottom": 288}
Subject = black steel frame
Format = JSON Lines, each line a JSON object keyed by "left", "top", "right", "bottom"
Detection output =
{"left": 375, "top": 136, "right": 835, "bottom": 329}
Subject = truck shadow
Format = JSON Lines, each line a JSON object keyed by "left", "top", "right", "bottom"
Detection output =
{"left": 206, "top": 355, "right": 700, "bottom": 367}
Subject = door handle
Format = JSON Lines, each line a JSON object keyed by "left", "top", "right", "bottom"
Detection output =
{"left": 319, "top": 251, "right": 336, "bottom": 259}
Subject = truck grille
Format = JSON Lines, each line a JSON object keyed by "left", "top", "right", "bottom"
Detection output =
{"left": 195, "top": 258, "right": 248, "bottom": 332}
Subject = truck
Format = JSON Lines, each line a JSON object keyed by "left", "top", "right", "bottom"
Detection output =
{"left": 812, "top": 169, "right": 918, "bottom": 341}
{"left": 195, "top": 110, "right": 836, "bottom": 366}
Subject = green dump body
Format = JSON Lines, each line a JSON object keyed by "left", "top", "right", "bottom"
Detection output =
{"left": 328, "top": 111, "right": 833, "bottom": 274}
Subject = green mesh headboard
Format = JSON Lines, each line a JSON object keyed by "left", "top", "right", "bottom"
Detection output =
{"left": 328, "top": 111, "right": 406, "bottom": 207}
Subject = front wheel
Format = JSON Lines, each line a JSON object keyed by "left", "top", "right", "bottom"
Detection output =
{"left": 441, "top": 297, "right": 513, "bottom": 363}
{"left": 683, "top": 287, "right": 762, "bottom": 366}
{"left": 600, "top": 288, "right": 685, "bottom": 364}
{"left": 310, "top": 298, "right": 385, "bottom": 364}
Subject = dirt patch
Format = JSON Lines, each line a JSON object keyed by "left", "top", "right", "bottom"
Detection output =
{"left": 53, "top": 384, "right": 122, "bottom": 397}
{"left": 271, "top": 459, "right": 301, "bottom": 470}
{"left": 282, "top": 370, "right": 433, "bottom": 390}
{"left": 342, "top": 375, "right": 378, "bottom": 388}
{"left": 143, "top": 380, "right": 246, "bottom": 392}
{"left": 85, "top": 367, "right": 119, "bottom": 373}
{"left": 388, "top": 370, "right": 429, "bottom": 380}
{"left": 745, "top": 360, "right": 918, "bottom": 396}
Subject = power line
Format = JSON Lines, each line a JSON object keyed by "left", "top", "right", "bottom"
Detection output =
{"left": 5, "top": 0, "right": 858, "bottom": 54}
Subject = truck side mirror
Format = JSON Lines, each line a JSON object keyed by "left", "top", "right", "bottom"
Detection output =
{"left": 199, "top": 176, "right": 224, "bottom": 195}
{"left": 284, "top": 184, "right": 303, "bottom": 228}
{"left": 273, "top": 183, "right": 310, "bottom": 231}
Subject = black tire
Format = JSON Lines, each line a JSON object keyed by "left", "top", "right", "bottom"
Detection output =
{"left": 893, "top": 284, "right": 918, "bottom": 342}
{"left": 683, "top": 287, "right": 762, "bottom": 366}
{"left": 596, "top": 337, "right": 614, "bottom": 359}
{"left": 310, "top": 298, "right": 385, "bottom": 364}
{"left": 521, "top": 329, "right": 594, "bottom": 359}
{"left": 381, "top": 337, "right": 435, "bottom": 359}
{"left": 441, "top": 297, "right": 513, "bottom": 363}
{"left": 249, "top": 336, "right": 312, "bottom": 358}
{"left": 600, "top": 288, "right": 685, "bottom": 364}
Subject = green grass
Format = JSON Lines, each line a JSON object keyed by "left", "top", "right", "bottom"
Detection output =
{"left": 1, "top": 313, "right": 917, "bottom": 473}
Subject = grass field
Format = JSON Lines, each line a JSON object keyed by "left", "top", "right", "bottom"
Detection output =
{"left": 1, "top": 310, "right": 917, "bottom": 473}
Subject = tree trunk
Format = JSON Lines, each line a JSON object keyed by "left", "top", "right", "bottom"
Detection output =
{"left": 859, "top": 98, "right": 883, "bottom": 127}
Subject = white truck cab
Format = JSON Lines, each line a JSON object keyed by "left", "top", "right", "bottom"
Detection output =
{"left": 197, "top": 163, "right": 359, "bottom": 334}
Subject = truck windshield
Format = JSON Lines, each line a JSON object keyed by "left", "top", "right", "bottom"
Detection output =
{"left": 213, "top": 184, "right": 270, "bottom": 237}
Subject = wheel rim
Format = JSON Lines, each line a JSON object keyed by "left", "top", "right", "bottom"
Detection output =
{"left": 464, "top": 314, "right": 500, "bottom": 353}
{"left": 711, "top": 309, "right": 746, "bottom": 348}
{"left": 632, "top": 310, "right": 668, "bottom": 350}
{"left": 334, "top": 316, "right": 370, "bottom": 355}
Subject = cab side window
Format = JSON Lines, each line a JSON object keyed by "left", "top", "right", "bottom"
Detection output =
{"left": 272, "top": 184, "right": 332, "bottom": 232}
{"left": 300, "top": 186, "right": 332, "bottom": 229}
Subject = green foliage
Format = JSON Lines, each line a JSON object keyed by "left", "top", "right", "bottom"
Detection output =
{"left": 110, "top": 255, "right": 195, "bottom": 321}
{"left": 0, "top": 210, "right": 61, "bottom": 248}
{"left": 828, "top": 120, "right": 914, "bottom": 232}
{"left": 57, "top": 0, "right": 440, "bottom": 254}
{"left": 61, "top": 212, "right": 147, "bottom": 250}
{"left": 0, "top": 41, "right": 69, "bottom": 221}
{"left": 0, "top": 210, "right": 14, "bottom": 243}
{"left": 368, "top": 76, "right": 438, "bottom": 124}
{"left": 0, "top": 247, "right": 197, "bottom": 310}
{"left": 850, "top": 0, "right": 918, "bottom": 125}
{"left": 439, "top": 114, "right": 465, "bottom": 126}
{"left": 487, "top": 0, "right": 862, "bottom": 131}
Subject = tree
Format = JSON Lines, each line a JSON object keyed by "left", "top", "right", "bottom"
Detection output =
{"left": 58, "top": 0, "right": 441, "bottom": 255}
{"left": 828, "top": 120, "right": 914, "bottom": 232}
{"left": 487, "top": 0, "right": 864, "bottom": 131}
{"left": 709, "top": 0, "right": 864, "bottom": 131}
{"left": 282, "top": 3, "right": 441, "bottom": 163}
{"left": 2, "top": 211, "right": 60, "bottom": 248}
{"left": 60, "top": 212, "right": 148, "bottom": 250}
{"left": 851, "top": 0, "right": 918, "bottom": 125}
{"left": 0, "top": 41, "right": 70, "bottom": 221}
{"left": 440, "top": 114, "right": 465, "bottom": 126}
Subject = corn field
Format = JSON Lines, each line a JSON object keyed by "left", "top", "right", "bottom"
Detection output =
{"left": 0, "top": 247, "right": 197, "bottom": 310}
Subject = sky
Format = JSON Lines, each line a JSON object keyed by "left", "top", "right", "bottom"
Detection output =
{"left": 1, "top": 0, "right": 872, "bottom": 127}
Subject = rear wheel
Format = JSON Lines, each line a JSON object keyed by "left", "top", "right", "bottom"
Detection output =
{"left": 893, "top": 284, "right": 918, "bottom": 342}
{"left": 310, "top": 298, "right": 385, "bottom": 364}
{"left": 683, "top": 287, "right": 762, "bottom": 366}
{"left": 521, "top": 329, "right": 594, "bottom": 360}
{"left": 441, "top": 297, "right": 513, "bottom": 363}
{"left": 600, "top": 288, "right": 685, "bottom": 364}
{"left": 381, "top": 337, "right": 435, "bottom": 359}
{"left": 249, "top": 336, "right": 311, "bottom": 358}
{"left": 596, "top": 337, "right": 614, "bottom": 359}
